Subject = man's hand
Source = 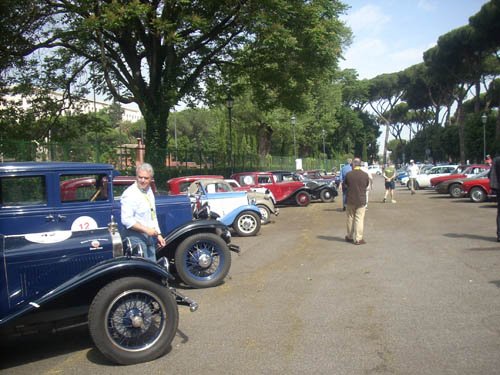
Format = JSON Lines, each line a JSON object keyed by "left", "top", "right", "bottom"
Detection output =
{"left": 157, "top": 234, "right": 166, "bottom": 248}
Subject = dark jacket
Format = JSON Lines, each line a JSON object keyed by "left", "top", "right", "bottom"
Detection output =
{"left": 490, "top": 156, "right": 500, "bottom": 191}
{"left": 345, "top": 168, "right": 370, "bottom": 208}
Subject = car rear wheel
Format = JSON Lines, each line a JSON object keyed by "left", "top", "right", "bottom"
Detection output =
{"left": 320, "top": 188, "right": 335, "bottom": 203}
{"left": 470, "top": 187, "right": 486, "bottom": 203}
{"left": 257, "top": 204, "right": 271, "bottom": 224}
{"left": 449, "top": 183, "right": 463, "bottom": 198}
{"left": 88, "top": 277, "right": 178, "bottom": 365}
{"left": 234, "top": 211, "right": 261, "bottom": 236}
{"left": 295, "top": 191, "right": 311, "bottom": 206}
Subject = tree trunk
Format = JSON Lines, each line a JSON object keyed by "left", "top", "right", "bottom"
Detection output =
{"left": 257, "top": 121, "right": 273, "bottom": 157}
{"left": 383, "top": 121, "right": 390, "bottom": 165}
{"left": 140, "top": 103, "right": 169, "bottom": 172}
{"left": 456, "top": 101, "right": 466, "bottom": 164}
{"left": 474, "top": 80, "right": 481, "bottom": 114}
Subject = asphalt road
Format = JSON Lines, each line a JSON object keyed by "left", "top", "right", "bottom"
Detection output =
{"left": 2, "top": 176, "right": 500, "bottom": 374}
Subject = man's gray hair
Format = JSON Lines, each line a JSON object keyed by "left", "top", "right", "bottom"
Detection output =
{"left": 352, "top": 157, "right": 362, "bottom": 167}
{"left": 137, "top": 163, "right": 154, "bottom": 177}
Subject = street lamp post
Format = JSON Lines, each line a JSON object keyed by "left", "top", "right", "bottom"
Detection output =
{"left": 322, "top": 129, "right": 326, "bottom": 168}
{"left": 291, "top": 115, "right": 297, "bottom": 160}
{"left": 481, "top": 113, "right": 487, "bottom": 161}
{"left": 226, "top": 94, "right": 234, "bottom": 173}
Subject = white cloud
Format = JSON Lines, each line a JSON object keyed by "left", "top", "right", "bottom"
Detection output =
{"left": 340, "top": 37, "right": 389, "bottom": 78}
{"left": 344, "top": 5, "right": 390, "bottom": 34}
{"left": 417, "top": 0, "right": 437, "bottom": 12}
{"left": 388, "top": 47, "right": 426, "bottom": 69}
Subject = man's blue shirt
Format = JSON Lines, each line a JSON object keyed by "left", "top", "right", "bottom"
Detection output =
{"left": 340, "top": 164, "right": 352, "bottom": 182}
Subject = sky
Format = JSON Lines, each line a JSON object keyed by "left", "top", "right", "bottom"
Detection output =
{"left": 339, "top": 0, "right": 489, "bottom": 154}
{"left": 339, "top": 0, "right": 490, "bottom": 79}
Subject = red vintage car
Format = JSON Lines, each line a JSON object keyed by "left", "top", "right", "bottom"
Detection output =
{"left": 60, "top": 175, "right": 157, "bottom": 201}
{"left": 230, "top": 171, "right": 312, "bottom": 206}
{"left": 166, "top": 175, "right": 224, "bottom": 195}
{"left": 430, "top": 164, "right": 489, "bottom": 188}
{"left": 460, "top": 173, "right": 496, "bottom": 203}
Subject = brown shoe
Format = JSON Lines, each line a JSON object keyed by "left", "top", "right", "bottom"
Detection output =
{"left": 345, "top": 236, "right": 353, "bottom": 243}
{"left": 354, "top": 239, "right": 366, "bottom": 245}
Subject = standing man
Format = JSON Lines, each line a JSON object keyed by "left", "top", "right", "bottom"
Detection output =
{"left": 121, "top": 163, "right": 166, "bottom": 261}
{"left": 360, "top": 161, "right": 373, "bottom": 208}
{"left": 344, "top": 157, "right": 370, "bottom": 245}
{"left": 382, "top": 162, "right": 397, "bottom": 203}
{"left": 339, "top": 158, "right": 352, "bottom": 211}
{"left": 489, "top": 156, "right": 500, "bottom": 241}
{"left": 485, "top": 154, "right": 492, "bottom": 166}
{"left": 407, "top": 160, "right": 419, "bottom": 195}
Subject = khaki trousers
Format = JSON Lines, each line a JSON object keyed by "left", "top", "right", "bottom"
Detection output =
{"left": 346, "top": 204, "right": 366, "bottom": 242}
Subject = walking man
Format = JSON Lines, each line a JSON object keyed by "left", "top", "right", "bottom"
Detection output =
{"left": 489, "top": 155, "right": 500, "bottom": 241}
{"left": 344, "top": 157, "right": 370, "bottom": 245}
{"left": 407, "top": 160, "right": 419, "bottom": 195}
{"left": 383, "top": 162, "right": 397, "bottom": 203}
{"left": 339, "top": 158, "right": 352, "bottom": 211}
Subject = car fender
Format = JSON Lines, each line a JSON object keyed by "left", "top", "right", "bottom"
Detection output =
{"left": 0, "top": 257, "right": 172, "bottom": 327}
{"left": 293, "top": 186, "right": 313, "bottom": 197}
{"left": 161, "top": 219, "right": 233, "bottom": 251}
{"left": 219, "top": 205, "right": 262, "bottom": 226}
{"left": 277, "top": 186, "right": 310, "bottom": 202}
{"left": 310, "top": 184, "right": 337, "bottom": 196}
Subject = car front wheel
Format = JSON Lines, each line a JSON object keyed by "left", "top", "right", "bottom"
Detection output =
{"left": 257, "top": 204, "right": 271, "bottom": 224}
{"left": 234, "top": 211, "right": 261, "bottom": 236}
{"left": 470, "top": 187, "right": 487, "bottom": 203}
{"left": 88, "top": 277, "right": 179, "bottom": 365}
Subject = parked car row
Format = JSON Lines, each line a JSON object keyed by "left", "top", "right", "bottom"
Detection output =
{"left": 166, "top": 170, "right": 339, "bottom": 234}
{"left": 417, "top": 163, "right": 494, "bottom": 203}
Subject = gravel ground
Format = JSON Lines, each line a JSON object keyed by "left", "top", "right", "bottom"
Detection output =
{"left": 2, "top": 176, "right": 500, "bottom": 375}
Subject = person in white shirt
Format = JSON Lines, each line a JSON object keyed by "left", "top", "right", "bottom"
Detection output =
{"left": 121, "top": 163, "right": 166, "bottom": 261}
{"left": 407, "top": 160, "right": 420, "bottom": 195}
{"left": 360, "top": 162, "right": 373, "bottom": 207}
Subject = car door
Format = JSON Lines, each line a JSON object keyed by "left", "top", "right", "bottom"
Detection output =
{"left": 2, "top": 227, "right": 112, "bottom": 316}
{"left": 0, "top": 172, "right": 56, "bottom": 236}
{"left": 258, "top": 174, "right": 285, "bottom": 201}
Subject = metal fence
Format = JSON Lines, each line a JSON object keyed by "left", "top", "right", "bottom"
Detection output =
{"left": 0, "top": 139, "right": 339, "bottom": 178}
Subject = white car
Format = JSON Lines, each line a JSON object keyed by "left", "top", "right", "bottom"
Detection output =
{"left": 367, "top": 165, "right": 382, "bottom": 175}
{"left": 407, "top": 165, "right": 458, "bottom": 190}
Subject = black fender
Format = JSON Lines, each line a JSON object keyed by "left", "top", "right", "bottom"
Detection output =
{"left": 0, "top": 257, "right": 172, "bottom": 327}
{"left": 159, "top": 219, "right": 233, "bottom": 257}
{"left": 315, "top": 184, "right": 338, "bottom": 196}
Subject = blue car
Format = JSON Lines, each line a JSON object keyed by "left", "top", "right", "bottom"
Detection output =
{"left": 396, "top": 169, "right": 408, "bottom": 185}
{"left": 188, "top": 178, "right": 262, "bottom": 236}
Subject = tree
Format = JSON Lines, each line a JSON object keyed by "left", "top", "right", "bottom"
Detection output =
{"left": 2, "top": 0, "right": 350, "bottom": 171}
{"left": 365, "top": 72, "right": 407, "bottom": 165}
